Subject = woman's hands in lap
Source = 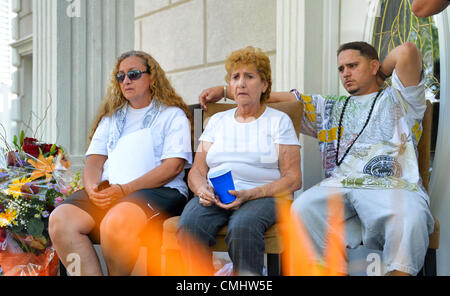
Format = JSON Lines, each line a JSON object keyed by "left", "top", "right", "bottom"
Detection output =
{"left": 215, "top": 189, "right": 253, "bottom": 210}
{"left": 196, "top": 184, "right": 255, "bottom": 210}
{"left": 197, "top": 184, "right": 216, "bottom": 207}
{"left": 86, "top": 183, "right": 126, "bottom": 210}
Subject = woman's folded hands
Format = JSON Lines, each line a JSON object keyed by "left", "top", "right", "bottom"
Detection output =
{"left": 86, "top": 183, "right": 128, "bottom": 210}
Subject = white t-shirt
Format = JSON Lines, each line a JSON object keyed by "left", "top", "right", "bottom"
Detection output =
{"left": 86, "top": 105, "right": 192, "bottom": 197}
{"left": 199, "top": 107, "right": 300, "bottom": 191}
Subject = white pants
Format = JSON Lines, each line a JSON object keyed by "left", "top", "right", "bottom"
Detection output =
{"left": 291, "top": 186, "right": 435, "bottom": 275}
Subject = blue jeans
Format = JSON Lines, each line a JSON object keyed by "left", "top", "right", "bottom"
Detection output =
{"left": 177, "top": 196, "right": 276, "bottom": 275}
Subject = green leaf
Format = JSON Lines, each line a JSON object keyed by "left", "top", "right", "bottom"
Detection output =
{"left": 28, "top": 218, "right": 44, "bottom": 237}
{"left": 19, "top": 130, "right": 25, "bottom": 148}
{"left": 50, "top": 144, "right": 57, "bottom": 155}
{"left": 13, "top": 135, "right": 18, "bottom": 149}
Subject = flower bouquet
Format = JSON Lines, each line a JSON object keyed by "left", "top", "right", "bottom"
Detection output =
{"left": 0, "top": 131, "right": 83, "bottom": 276}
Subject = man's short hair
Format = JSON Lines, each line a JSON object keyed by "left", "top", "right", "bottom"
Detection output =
{"left": 337, "top": 41, "right": 379, "bottom": 61}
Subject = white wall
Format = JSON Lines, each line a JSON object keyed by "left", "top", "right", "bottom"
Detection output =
{"left": 134, "top": 0, "right": 277, "bottom": 105}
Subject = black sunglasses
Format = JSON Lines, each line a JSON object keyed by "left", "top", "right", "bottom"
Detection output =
{"left": 116, "top": 69, "right": 150, "bottom": 83}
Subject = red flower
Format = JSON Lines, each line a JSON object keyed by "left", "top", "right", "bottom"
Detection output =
{"left": 23, "top": 144, "right": 40, "bottom": 158}
{"left": 30, "top": 183, "right": 40, "bottom": 194}
{"left": 0, "top": 228, "right": 6, "bottom": 243}
{"left": 20, "top": 183, "right": 40, "bottom": 195}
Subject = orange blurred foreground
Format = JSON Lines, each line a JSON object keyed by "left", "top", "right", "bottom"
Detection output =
{"left": 143, "top": 194, "right": 347, "bottom": 276}
{"left": 144, "top": 215, "right": 214, "bottom": 276}
{"left": 276, "top": 193, "right": 346, "bottom": 276}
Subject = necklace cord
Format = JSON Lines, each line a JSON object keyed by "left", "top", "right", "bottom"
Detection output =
{"left": 335, "top": 90, "right": 383, "bottom": 167}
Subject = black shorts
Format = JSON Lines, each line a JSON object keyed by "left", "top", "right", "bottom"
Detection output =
{"left": 61, "top": 187, "right": 187, "bottom": 243}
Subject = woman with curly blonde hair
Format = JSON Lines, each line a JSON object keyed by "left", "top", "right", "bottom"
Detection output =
{"left": 89, "top": 51, "right": 193, "bottom": 140}
{"left": 50, "top": 51, "right": 192, "bottom": 275}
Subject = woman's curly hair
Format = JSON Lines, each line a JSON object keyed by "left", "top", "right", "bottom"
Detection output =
{"left": 88, "top": 51, "right": 192, "bottom": 141}
{"left": 224, "top": 46, "right": 272, "bottom": 103}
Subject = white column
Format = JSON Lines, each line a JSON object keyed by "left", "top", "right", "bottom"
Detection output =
{"left": 322, "top": 0, "right": 341, "bottom": 96}
{"left": 9, "top": 0, "right": 22, "bottom": 139}
{"left": 363, "top": 0, "right": 382, "bottom": 42}
{"left": 32, "top": 0, "right": 134, "bottom": 169}
{"left": 0, "top": 85, "right": 10, "bottom": 143}
{"left": 275, "top": 0, "right": 305, "bottom": 92}
{"left": 276, "top": 0, "right": 337, "bottom": 191}
{"left": 430, "top": 9, "right": 450, "bottom": 276}
{"left": 11, "top": 0, "right": 21, "bottom": 13}
{"left": 32, "top": 0, "right": 56, "bottom": 143}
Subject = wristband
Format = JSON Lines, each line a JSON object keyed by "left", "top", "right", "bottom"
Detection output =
{"left": 260, "top": 186, "right": 266, "bottom": 197}
{"left": 224, "top": 85, "right": 227, "bottom": 102}
{"left": 117, "top": 184, "right": 126, "bottom": 196}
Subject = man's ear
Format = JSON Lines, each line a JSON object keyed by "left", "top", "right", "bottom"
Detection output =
{"left": 371, "top": 59, "right": 381, "bottom": 76}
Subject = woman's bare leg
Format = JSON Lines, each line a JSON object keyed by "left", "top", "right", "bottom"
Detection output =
{"left": 100, "top": 202, "right": 148, "bottom": 275}
{"left": 49, "top": 204, "right": 103, "bottom": 276}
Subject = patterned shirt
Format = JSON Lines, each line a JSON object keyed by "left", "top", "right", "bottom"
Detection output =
{"left": 291, "top": 70, "right": 428, "bottom": 201}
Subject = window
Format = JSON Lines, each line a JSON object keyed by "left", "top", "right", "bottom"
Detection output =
{"left": 372, "top": 0, "right": 440, "bottom": 99}
{"left": 372, "top": 0, "right": 440, "bottom": 156}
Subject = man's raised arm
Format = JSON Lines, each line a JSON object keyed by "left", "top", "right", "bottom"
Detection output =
{"left": 379, "top": 42, "right": 423, "bottom": 87}
{"left": 412, "top": 0, "right": 450, "bottom": 17}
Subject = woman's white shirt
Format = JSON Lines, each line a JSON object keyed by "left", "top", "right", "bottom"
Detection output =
{"left": 86, "top": 105, "right": 192, "bottom": 197}
{"left": 200, "top": 107, "right": 300, "bottom": 191}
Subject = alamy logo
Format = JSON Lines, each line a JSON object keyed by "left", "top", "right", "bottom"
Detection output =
{"left": 66, "top": 0, "right": 81, "bottom": 18}
{"left": 366, "top": 253, "right": 382, "bottom": 276}
{"left": 66, "top": 253, "right": 81, "bottom": 276}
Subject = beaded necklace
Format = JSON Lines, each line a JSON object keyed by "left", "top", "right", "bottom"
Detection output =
{"left": 335, "top": 89, "right": 383, "bottom": 167}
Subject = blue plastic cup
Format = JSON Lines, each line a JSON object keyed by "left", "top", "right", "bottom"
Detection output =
{"left": 208, "top": 169, "right": 236, "bottom": 204}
